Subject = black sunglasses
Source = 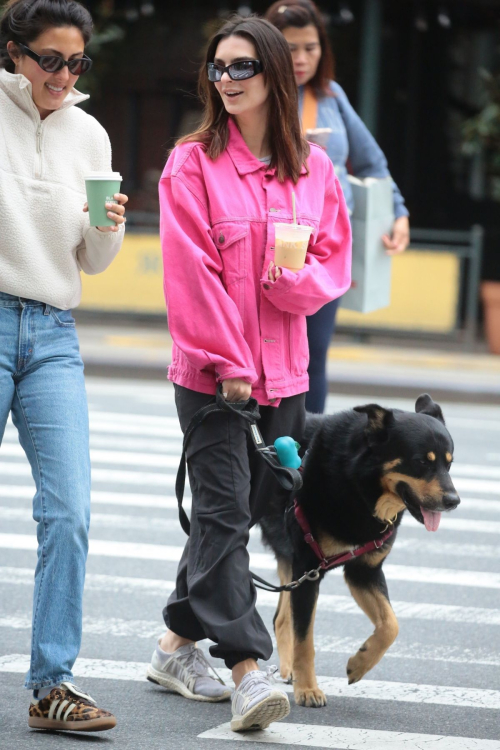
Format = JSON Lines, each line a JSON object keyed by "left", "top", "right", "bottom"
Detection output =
{"left": 207, "top": 59, "right": 263, "bottom": 82}
{"left": 19, "top": 43, "right": 93, "bottom": 76}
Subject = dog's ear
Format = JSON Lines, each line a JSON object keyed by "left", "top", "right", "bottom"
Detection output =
{"left": 354, "top": 404, "right": 395, "bottom": 444}
{"left": 415, "top": 393, "right": 445, "bottom": 424}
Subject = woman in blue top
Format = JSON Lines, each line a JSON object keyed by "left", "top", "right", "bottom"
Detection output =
{"left": 265, "top": 0, "right": 410, "bottom": 413}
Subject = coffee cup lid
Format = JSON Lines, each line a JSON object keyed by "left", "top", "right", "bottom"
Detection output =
{"left": 85, "top": 171, "right": 122, "bottom": 180}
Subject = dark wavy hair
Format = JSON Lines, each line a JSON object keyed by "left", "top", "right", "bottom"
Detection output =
{"left": 0, "top": 0, "right": 93, "bottom": 73}
{"left": 177, "top": 14, "right": 310, "bottom": 184}
{"left": 264, "top": 0, "right": 334, "bottom": 98}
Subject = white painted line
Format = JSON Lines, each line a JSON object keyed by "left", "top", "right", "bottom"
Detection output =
{"left": 0, "top": 654, "right": 146, "bottom": 682}
{"left": 311, "top": 635, "right": 500, "bottom": 667}
{"left": 3, "top": 508, "right": 499, "bottom": 557}
{"left": 91, "top": 412, "right": 180, "bottom": 427}
{"left": 402, "top": 516, "right": 500, "bottom": 534}
{"left": 454, "top": 478, "right": 500, "bottom": 496}
{"left": 1, "top": 484, "right": 498, "bottom": 518}
{"left": 2, "top": 567, "right": 500, "bottom": 626}
{"left": 0, "top": 507, "right": 183, "bottom": 533}
{"left": 447, "top": 417, "right": 500, "bottom": 431}
{"left": 1, "top": 653, "right": 500, "bottom": 712}
{"left": 0, "top": 444, "right": 180, "bottom": 469}
{"left": 198, "top": 722, "right": 500, "bottom": 749}
{"left": 0, "top": 486, "right": 191, "bottom": 510}
{"left": 0, "top": 567, "right": 175, "bottom": 595}
{"left": 453, "top": 465, "right": 500, "bottom": 480}
{"left": 89, "top": 422, "right": 182, "bottom": 438}
{"left": 2, "top": 534, "right": 500, "bottom": 588}
{"left": 2, "top": 432, "right": 182, "bottom": 454}
{"left": 0, "top": 464, "right": 176, "bottom": 486}
{"left": 396, "top": 537, "right": 500, "bottom": 560}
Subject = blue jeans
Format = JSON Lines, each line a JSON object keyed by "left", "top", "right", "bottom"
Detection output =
{"left": 0, "top": 292, "right": 90, "bottom": 690}
{"left": 306, "top": 298, "right": 340, "bottom": 414}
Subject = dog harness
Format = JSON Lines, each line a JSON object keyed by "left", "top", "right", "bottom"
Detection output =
{"left": 293, "top": 498, "right": 395, "bottom": 571}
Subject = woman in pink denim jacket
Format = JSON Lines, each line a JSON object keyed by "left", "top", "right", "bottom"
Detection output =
{"left": 150, "top": 15, "right": 351, "bottom": 733}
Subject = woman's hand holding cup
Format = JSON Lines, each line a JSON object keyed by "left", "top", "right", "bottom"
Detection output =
{"left": 221, "top": 378, "right": 252, "bottom": 403}
{"left": 83, "top": 192, "right": 128, "bottom": 233}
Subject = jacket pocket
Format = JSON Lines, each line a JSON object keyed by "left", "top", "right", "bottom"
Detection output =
{"left": 212, "top": 221, "right": 249, "bottom": 286}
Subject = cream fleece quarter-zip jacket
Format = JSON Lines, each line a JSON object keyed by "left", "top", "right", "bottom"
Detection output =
{"left": 0, "top": 69, "right": 124, "bottom": 309}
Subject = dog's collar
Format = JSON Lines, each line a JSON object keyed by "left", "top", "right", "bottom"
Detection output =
{"left": 293, "top": 499, "right": 394, "bottom": 571}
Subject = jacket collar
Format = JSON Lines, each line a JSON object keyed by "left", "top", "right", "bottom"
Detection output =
{"left": 226, "top": 117, "right": 307, "bottom": 177}
{"left": 0, "top": 68, "right": 89, "bottom": 119}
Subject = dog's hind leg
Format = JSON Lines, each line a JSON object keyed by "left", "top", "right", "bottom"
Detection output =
{"left": 274, "top": 559, "right": 294, "bottom": 682}
{"left": 343, "top": 559, "right": 399, "bottom": 684}
{"left": 290, "top": 572, "right": 325, "bottom": 707}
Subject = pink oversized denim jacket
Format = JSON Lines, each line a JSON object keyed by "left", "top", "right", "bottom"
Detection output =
{"left": 160, "top": 117, "right": 351, "bottom": 406}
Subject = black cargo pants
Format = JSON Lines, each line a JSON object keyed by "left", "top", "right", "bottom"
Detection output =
{"left": 163, "top": 384, "right": 306, "bottom": 669}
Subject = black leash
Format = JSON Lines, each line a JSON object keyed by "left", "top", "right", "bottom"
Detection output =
{"left": 175, "top": 385, "right": 307, "bottom": 592}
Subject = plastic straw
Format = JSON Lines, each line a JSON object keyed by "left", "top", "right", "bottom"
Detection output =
{"left": 292, "top": 191, "right": 297, "bottom": 225}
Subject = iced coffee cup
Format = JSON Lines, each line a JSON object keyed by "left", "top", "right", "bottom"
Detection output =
{"left": 85, "top": 171, "right": 123, "bottom": 227}
{"left": 274, "top": 223, "right": 313, "bottom": 272}
{"left": 305, "top": 128, "right": 332, "bottom": 148}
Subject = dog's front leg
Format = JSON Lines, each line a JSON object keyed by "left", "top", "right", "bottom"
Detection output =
{"left": 344, "top": 559, "right": 399, "bottom": 683}
{"left": 274, "top": 559, "right": 294, "bottom": 682}
{"left": 290, "top": 570, "right": 325, "bottom": 707}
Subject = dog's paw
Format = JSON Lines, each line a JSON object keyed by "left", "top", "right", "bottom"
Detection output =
{"left": 346, "top": 644, "right": 373, "bottom": 684}
{"left": 279, "top": 664, "right": 293, "bottom": 683}
{"left": 294, "top": 687, "right": 327, "bottom": 707}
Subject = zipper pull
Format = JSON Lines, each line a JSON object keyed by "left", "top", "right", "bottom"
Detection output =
{"left": 36, "top": 124, "right": 42, "bottom": 152}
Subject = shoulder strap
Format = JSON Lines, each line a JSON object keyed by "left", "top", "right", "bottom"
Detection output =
{"left": 301, "top": 85, "right": 319, "bottom": 134}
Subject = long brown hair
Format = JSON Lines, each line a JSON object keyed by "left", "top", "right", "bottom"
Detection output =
{"left": 177, "top": 15, "right": 309, "bottom": 184}
{"left": 264, "top": 0, "right": 334, "bottom": 98}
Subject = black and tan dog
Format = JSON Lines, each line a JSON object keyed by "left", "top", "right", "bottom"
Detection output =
{"left": 260, "top": 394, "right": 460, "bottom": 708}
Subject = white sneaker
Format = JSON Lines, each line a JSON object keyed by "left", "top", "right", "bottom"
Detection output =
{"left": 147, "top": 641, "right": 231, "bottom": 702}
{"left": 231, "top": 667, "right": 290, "bottom": 732}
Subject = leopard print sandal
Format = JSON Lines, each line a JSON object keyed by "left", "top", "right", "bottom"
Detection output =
{"left": 29, "top": 682, "right": 116, "bottom": 732}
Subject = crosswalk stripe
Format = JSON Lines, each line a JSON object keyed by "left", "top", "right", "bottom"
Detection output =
{"left": 1, "top": 653, "right": 499, "bottom": 711}
{"left": 2, "top": 567, "right": 500, "bottom": 625}
{"left": 4, "top": 440, "right": 499, "bottom": 480}
{"left": 2, "top": 508, "right": 500, "bottom": 558}
{"left": 311, "top": 634, "right": 500, "bottom": 667}
{"left": 402, "top": 516, "right": 500, "bottom": 534}
{"left": 453, "top": 478, "right": 500, "bottom": 495}
{"left": 1, "top": 535, "right": 500, "bottom": 589}
{"left": 1, "top": 432, "right": 182, "bottom": 454}
{"left": 3, "top": 459, "right": 500, "bottom": 494}
{"left": 0, "top": 486, "right": 190, "bottom": 509}
{"left": 90, "top": 412, "right": 180, "bottom": 426}
{"left": 1, "top": 484, "right": 499, "bottom": 517}
{"left": 0, "top": 464, "right": 176, "bottom": 486}
{"left": 452, "top": 465, "right": 500, "bottom": 479}
{"left": 0, "top": 446, "right": 181, "bottom": 468}
{"left": 198, "top": 722, "right": 500, "bottom": 749}
{"left": 0, "top": 507, "right": 183, "bottom": 532}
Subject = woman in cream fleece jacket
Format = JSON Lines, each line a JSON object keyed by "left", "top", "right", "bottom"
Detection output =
{"left": 0, "top": 0, "right": 126, "bottom": 732}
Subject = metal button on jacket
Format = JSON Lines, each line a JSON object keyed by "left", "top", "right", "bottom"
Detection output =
{"left": 219, "top": 234, "right": 225, "bottom": 244}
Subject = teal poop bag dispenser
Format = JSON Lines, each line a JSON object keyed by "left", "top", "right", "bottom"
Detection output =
{"left": 274, "top": 436, "right": 302, "bottom": 469}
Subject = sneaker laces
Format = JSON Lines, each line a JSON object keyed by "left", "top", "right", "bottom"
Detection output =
{"left": 238, "top": 666, "right": 279, "bottom": 701}
{"left": 180, "top": 646, "right": 225, "bottom": 685}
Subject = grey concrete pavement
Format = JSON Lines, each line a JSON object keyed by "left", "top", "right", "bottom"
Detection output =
{"left": 75, "top": 320, "right": 500, "bottom": 402}
{"left": 1, "top": 380, "right": 500, "bottom": 748}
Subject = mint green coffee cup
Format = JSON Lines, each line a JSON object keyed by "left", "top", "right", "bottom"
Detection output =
{"left": 85, "top": 172, "right": 122, "bottom": 227}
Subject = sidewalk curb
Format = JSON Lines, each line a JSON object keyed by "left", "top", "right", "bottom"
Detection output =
{"left": 82, "top": 358, "right": 500, "bottom": 404}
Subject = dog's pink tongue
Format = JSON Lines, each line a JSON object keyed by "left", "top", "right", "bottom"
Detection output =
{"left": 421, "top": 508, "right": 442, "bottom": 532}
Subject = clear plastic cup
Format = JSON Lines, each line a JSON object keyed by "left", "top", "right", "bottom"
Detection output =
{"left": 274, "top": 224, "right": 313, "bottom": 272}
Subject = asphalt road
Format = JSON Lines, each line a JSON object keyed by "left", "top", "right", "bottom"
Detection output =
{"left": 1, "top": 377, "right": 499, "bottom": 749}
